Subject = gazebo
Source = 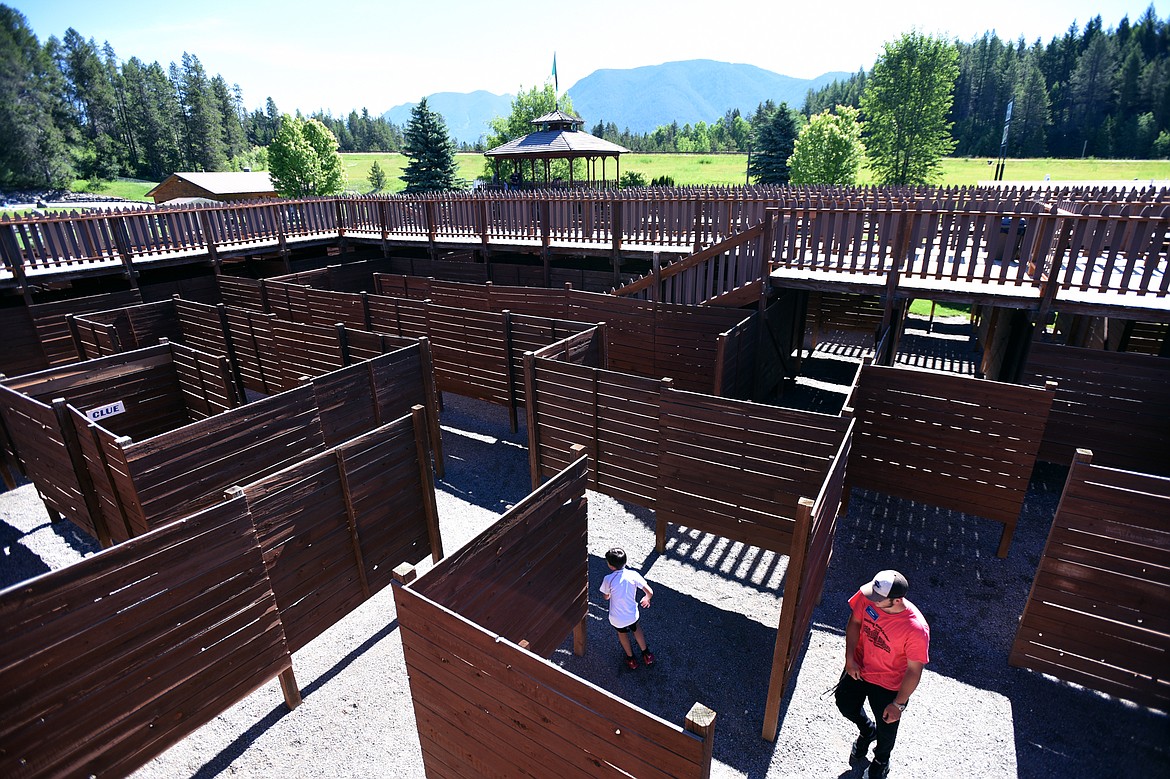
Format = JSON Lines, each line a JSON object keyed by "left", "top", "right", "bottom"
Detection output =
{"left": 484, "top": 109, "right": 629, "bottom": 188}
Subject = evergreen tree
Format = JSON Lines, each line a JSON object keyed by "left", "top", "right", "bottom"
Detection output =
{"left": 368, "top": 159, "right": 387, "bottom": 192}
{"left": 1010, "top": 50, "right": 1051, "bottom": 157}
{"left": 401, "top": 97, "right": 460, "bottom": 193}
{"left": 211, "top": 75, "right": 248, "bottom": 162}
{"left": 59, "top": 29, "right": 123, "bottom": 179}
{"left": 861, "top": 31, "right": 960, "bottom": 185}
{"left": 748, "top": 102, "right": 798, "bottom": 184}
{"left": 268, "top": 114, "right": 345, "bottom": 197}
{"left": 789, "top": 106, "right": 864, "bottom": 185}
{"left": 176, "top": 52, "right": 227, "bottom": 171}
{"left": 0, "top": 6, "right": 72, "bottom": 187}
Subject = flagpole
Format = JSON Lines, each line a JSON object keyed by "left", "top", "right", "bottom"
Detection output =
{"left": 553, "top": 52, "right": 558, "bottom": 109}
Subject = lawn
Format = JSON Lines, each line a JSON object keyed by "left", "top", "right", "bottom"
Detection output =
{"left": 43, "top": 155, "right": 1170, "bottom": 206}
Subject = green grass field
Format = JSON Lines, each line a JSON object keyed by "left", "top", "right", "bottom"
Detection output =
{"left": 43, "top": 154, "right": 1170, "bottom": 206}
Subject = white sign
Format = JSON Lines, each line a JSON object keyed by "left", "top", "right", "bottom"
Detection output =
{"left": 85, "top": 400, "right": 126, "bottom": 422}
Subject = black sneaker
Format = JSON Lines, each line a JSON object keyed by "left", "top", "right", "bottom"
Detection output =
{"left": 867, "top": 758, "right": 889, "bottom": 779}
{"left": 850, "top": 731, "right": 874, "bottom": 762}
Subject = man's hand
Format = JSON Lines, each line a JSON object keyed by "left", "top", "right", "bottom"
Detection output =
{"left": 639, "top": 594, "right": 651, "bottom": 608}
{"left": 882, "top": 702, "right": 903, "bottom": 723}
{"left": 845, "top": 657, "right": 861, "bottom": 680}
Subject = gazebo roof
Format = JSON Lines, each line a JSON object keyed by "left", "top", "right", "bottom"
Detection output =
{"left": 485, "top": 129, "right": 629, "bottom": 160}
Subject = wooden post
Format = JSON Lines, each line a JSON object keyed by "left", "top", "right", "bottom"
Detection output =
{"left": 684, "top": 703, "right": 717, "bottom": 779}
{"left": 215, "top": 302, "right": 247, "bottom": 404}
{"left": 502, "top": 310, "right": 519, "bottom": 433}
{"left": 412, "top": 404, "right": 444, "bottom": 562}
{"left": 278, "top": 667, "right": 302, "bottom": 710}
{"left": 655, "top": 378, "right": 673, "bottom": 553}
{"left": 524, "top": 351, "right": 541, "bottom": 489}
{"left": 692, "top": 198, "right": 705, "bottom": 253}
{"left": 424, "top": 200, "right": 437, "bottom": 261}
{"left": 1, "top": 220, "right": 34, "bottom": 305}
{"left": 52, "top": 399, "right": 113, "bottom": 549}
{"left": 392, "top": 562, "right": 418, "bottom": 586}
{"left": 335, "top": 449, "right": 372, "bottom": 598}
{"left": 110, "top": 216, "right": 140, "bottom": 292}
{"left": 762, "top": 497, "right": 816, "bottom": 741}
{"left": 197, "top": 209, "right": 222, "bottom": 275}
{"left": 379, "top": 199, "right": 390, "bottom": 256}
{"left": 651, "top": 252, "right": 661, "bottom": 303}
{"left": 418, "top": 336, "right": 443, "bottom": 479}
{"left": 336, "top": 322, "right": 351, "bottom": 366}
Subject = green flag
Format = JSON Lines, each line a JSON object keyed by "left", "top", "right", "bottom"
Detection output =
{"left": 552, "top": 53, "right": 558, "bottom": 94}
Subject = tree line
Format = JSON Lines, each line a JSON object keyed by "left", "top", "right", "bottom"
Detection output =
{"left": 591, "top": 7, "right": 1170, "bottom": 160}
{"left": 805, "top": 6, "right": 1170, "bottom": 159}
{"left": 0, "top": 4, "right": 409, "bottom": 190}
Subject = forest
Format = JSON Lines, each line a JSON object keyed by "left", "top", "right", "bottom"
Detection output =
{"left": 1, "top": 4, "right": 1167, "bottom": 191}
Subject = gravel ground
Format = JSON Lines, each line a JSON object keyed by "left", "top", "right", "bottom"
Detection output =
{"left": 3, "top": 389, "right": 1168, "bottom": 779}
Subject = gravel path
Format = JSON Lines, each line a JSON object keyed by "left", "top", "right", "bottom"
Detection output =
{"left": 3, "top": 391, "right": 1167, "bottom": 779}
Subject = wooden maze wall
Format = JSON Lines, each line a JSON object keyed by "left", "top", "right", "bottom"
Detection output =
{"left": 394, "top": 456, "right": 717, "bottom": 778}
{"left": 1010, "top": 451, "right": 1170, "bottom": 710}
{"left": 845, "top": 364, "right": 1056, "bottom": 557}
{"left": 1021, "top": 342, "right": 1170, "bottom": 476}
{"left": 0, "top": 497, "right": 293, "bottom": 779}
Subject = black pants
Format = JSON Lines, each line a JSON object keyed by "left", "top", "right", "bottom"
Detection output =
{"left": 834, "top": 671, "right": 901, "bottom": 764}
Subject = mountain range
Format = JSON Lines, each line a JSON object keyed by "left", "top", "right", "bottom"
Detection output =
{"left": 384, "top": 60, "right": 851, "bottom": 144}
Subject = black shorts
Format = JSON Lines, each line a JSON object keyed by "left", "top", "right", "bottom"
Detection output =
{"left": 613, "top": 619, "right": 640, "bottom": 634}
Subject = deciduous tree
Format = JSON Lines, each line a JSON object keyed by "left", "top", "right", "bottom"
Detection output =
{"left": 268, "top": 114, "right": 345, "bottom": 197}
{"left": 860, "top": 31, "right": 960, "bottom": 185}
{"left": 789, "top": 106, "right": 864, "bottom": 185}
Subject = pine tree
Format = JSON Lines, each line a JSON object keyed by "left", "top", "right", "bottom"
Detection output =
{"left": 0, "top": 6, "right": 72, "bottom": 188}
{"left": 401, "top": 97, "right": 460, "bottom": 193}
{"left": 368, "top": 160, "right": 387, "bottom": 192}
{"left": 749, "top": 102, "right": 798, "bottom": 185}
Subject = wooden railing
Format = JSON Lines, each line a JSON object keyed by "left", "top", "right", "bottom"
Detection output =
{"left": 3, "top": 186, "right": 1168, "bottom": 305}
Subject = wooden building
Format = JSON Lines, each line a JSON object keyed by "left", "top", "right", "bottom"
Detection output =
{"left": 484, "top": 109, "right": 629, "bottom": 187}
{"left": 146, "top": 171, "right": 277, "bottom": 204}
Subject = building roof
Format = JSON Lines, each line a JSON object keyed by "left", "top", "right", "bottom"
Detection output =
{"left": 484, "top": 130, "right": 629, "bottom": 160}
{"left": 145, "top": 171, "right": 275, "bottom": 197}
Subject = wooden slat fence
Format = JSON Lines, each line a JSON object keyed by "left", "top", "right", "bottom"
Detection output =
{"left": 763, "top": 414, "right": 853, "bottom": 740}
{"left": 0, "top": 496, "right": 293, "bottom": 779}
{"left": 70, "top": 299, "right": 181, "bottom": 358}
{"left": 238, "top": 409, "right": 441, "bottom": 653}
{"left": 844, "top": 364, "right": 1056, "bottom": 557}
{"left": 713, "top": 311, "right": 759, "bottom": 399}
{"left": 28, "top": 290, "right": 143, "bottom": 366}
{"left": 656, "top": 389, "right": 853, "bottom": 557}
{"left": 394, "top": 455, "right": 717, "bottom": 778}
{"left": 1021, "top": 343, "right": 1170, "bottom": 476}
{"left": 1009, "top": 450, "right": 1170, "bottom": 710}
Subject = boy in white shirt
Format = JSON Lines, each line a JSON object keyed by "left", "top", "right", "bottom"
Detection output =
{"left": 600, "top": 548, "right": 655, "bottom": 670}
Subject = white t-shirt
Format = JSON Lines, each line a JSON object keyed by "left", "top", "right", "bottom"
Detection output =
{"left": 600, "top": 567, "right": 648, "bottom": 628}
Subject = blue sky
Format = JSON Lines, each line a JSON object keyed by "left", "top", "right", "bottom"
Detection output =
{"left": 11, "top": 0, "right": 1163, "bottom": 116}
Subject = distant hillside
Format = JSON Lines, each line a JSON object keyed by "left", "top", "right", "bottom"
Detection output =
{"left": 384, "top": 61, "right": 851, "bottom": 144}
{"left": 566, "top": 60, "right": 850, "bottom": 133}
{"left": 384, "top": 91, "right": 513, "bottom": 145}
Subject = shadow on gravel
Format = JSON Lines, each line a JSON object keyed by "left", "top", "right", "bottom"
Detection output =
{"left": 815, "top": 464, "right": 1169, "bottom": 779}
{"left": 190, "top": 618, "right": 402, "bottom": 779}
{"left": 435, "top": 412, "right": 532, "bottom": 514}
{"left": 554, "top": 552, "right": 786, "bottom": 777}
{"left": 0, "top": 521, "right": 50, "bottom": 588}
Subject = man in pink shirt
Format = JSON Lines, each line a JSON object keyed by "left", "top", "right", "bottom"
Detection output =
{"left": 835, "top": 569, "right": 930, "bottom": 779}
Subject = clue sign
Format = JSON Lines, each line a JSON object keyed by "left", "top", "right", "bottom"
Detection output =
{"left": 85, "top": 400, "right": 126, "bottom": 423}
